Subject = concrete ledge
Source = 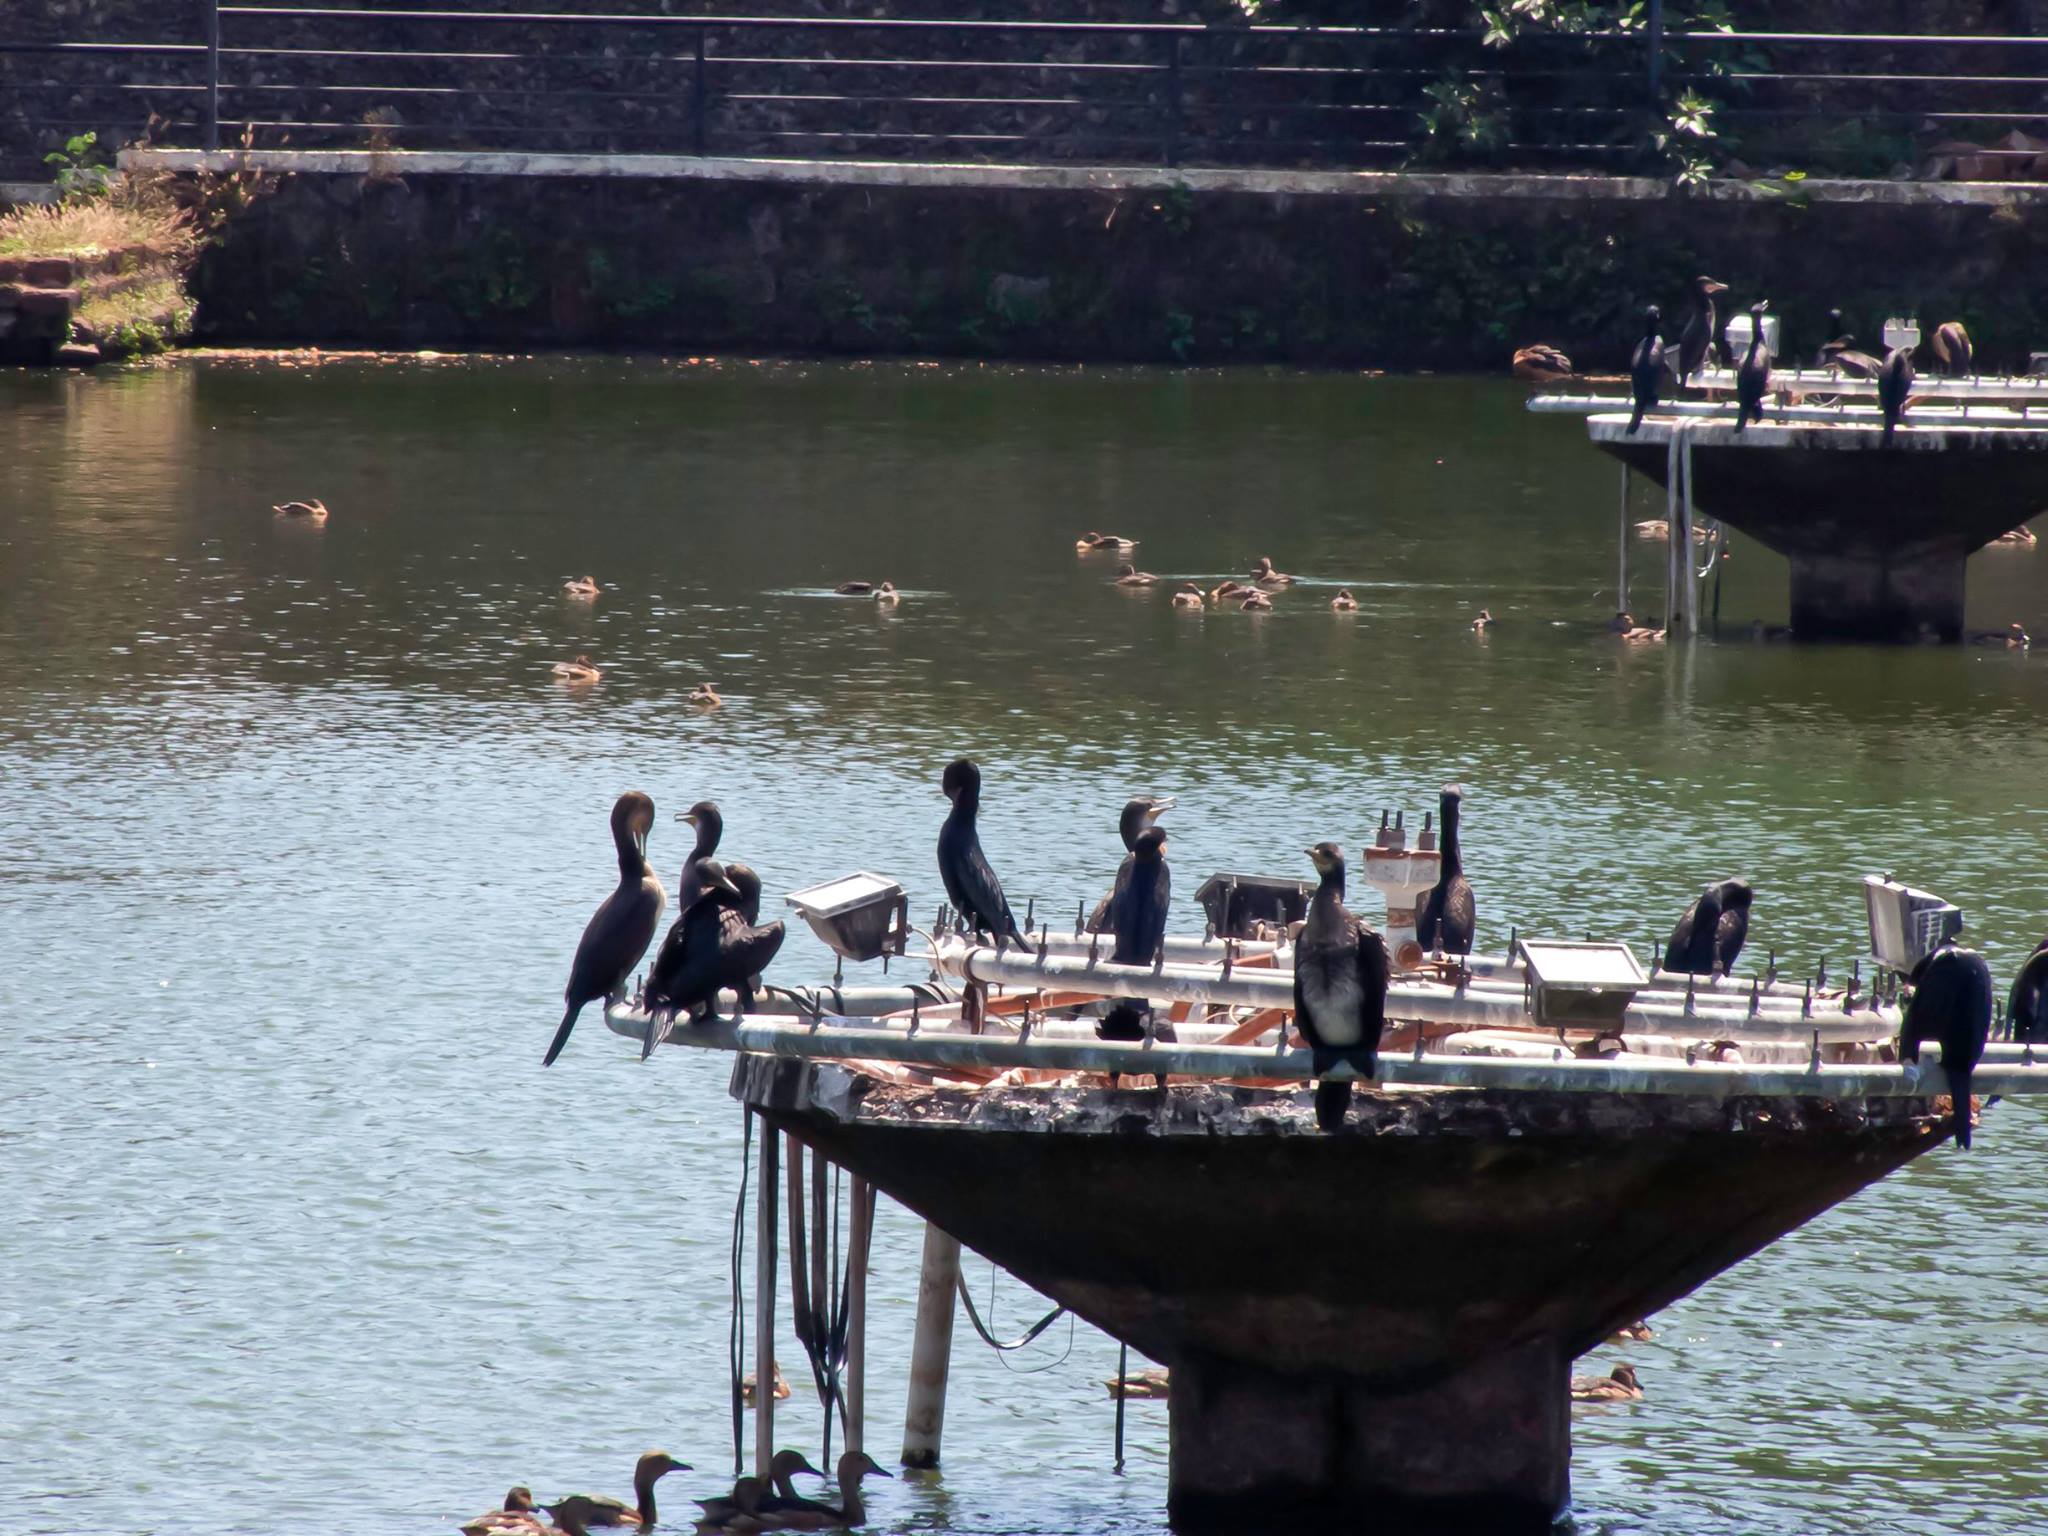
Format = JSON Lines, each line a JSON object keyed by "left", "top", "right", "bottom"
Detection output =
{"left": 120, "top": 146, "right": 2048, "bottom": 208}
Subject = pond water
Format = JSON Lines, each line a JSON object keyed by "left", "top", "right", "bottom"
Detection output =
{"left": 2, "top": 356, "right": 2045, "bottom": 1536}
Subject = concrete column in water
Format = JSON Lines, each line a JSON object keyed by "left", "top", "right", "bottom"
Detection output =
{"left": 846, "top": 1176, "right": 872, "bottom": 1457}
{"left": 900, "top": 1222, "right": 961, "bottom": 1468}
{"left": 1166, "top": 1340, "right": 1570, "bottom": 1533}
{"left": 1787, "top": 550, "right": 1967, "bottom": 641}
{"left": 754, "top": 1126, "right": 779, "bottom": 1480}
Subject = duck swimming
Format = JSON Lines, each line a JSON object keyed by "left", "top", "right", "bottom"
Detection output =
{"left": 552, "top": 656, "right": 602, "bottom": 685}
{"left": 690, "top": 682, "right": 722, "bottom": 707}
{"left": 563, "top": 575, "right": 600, "bottom": 600}
{"left": 1172, "top": 583, "right": 1205, "bottom": 610}
{"left": 1114, "top": 563, "right": 1160, "bottom": 587}
{"left": 694, "top": 1477, "right": 765, "bottom": 1531}
{"left": 1209, "top": 580, "right": 1250, "bottom": 604}
{"left": 461, "top": 1487, "right": 543, "bottom": 1536}
{"left": 1470, "top": 609, "right": 1494, "bottom": 632}
{"left": 1076, "top": 531, "right": 1138, "bottom": 553}
{"left": 1293, "top": 841, "right": 1391, "bottom": 1132}
{"left": 1250, "top": 556, "right": 1296, "bottom": 587}
{"left": 1106, "top": 1366, "right": 1172, "bottom": 1400}
{"left": 1570, "top": 1364, "right": 1644, "bottom": 1403}
{"left": 1967, "top": 621, "right": 2030, "bottom": 648}
{"left": 763, "top": 1451, "right": 893, "bottom": 1531}
{"left": 1993, "top": 525, "right": 2037, "bottom": 546}
{"left": 545, "top": 792, "right": 666, "bottom": 1066}
{"left": 1330, "top": 589, "right": 1357, "bottom": 612}
{"left": 834, "top": 580, "right": 875, "bottom": 594}
{"left": 874, "top": 581, "right": 901, "bottom": 606}
{"left": 1239, "top": 590, "right": 1273, "bottom": 611}
{"left": 272, "top": 498, "right": 329, "bottom": 522}
{"left": 740, "top": 1362, "right": 791, "bottom": 1406}
{"left": 556, "top": 1451, "right": 690, "bottom": 1528}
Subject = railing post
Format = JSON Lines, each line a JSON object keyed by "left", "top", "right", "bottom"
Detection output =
{"left": 1164, "top": 33, "right": 1183, "bottom": 169}
{"left": 693, "top": 25, "right": 709, "bottom": 157}
{"left": 1646, "top": 0, "right": 1665, "bottom": 105}
{"left": 204, "top": 0, "right": 221, "bottom": 151}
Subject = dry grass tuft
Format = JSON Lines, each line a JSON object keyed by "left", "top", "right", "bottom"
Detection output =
{"left": 0, "top": 177, "right": 200, "bottom": 263}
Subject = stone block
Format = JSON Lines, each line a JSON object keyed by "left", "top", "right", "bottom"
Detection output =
{"left": 54, "top": 342, "right": 102, "bottom": 368}
{"left": 16, "top": 286, "right": 81, "bottom": 318}
{"left": 23, "top": 256, "right": 76, "bottom": 287}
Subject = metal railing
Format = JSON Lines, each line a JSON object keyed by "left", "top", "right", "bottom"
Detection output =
{"left": 6, "top": 5, "right": 2048, "bottom": 181}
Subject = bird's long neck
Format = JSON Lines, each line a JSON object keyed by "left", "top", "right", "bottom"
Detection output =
{"left": 946, "top": 792, "right": 980, "bottom": 828}
{"left": 614, "top": 827, "right": 645, "bottom": 883}
{"left": 838, "top": 1479, "right": 866, "bottom": 1526}
{"left": 1439, "top": 801, "right": 1462, "bottom": 877}
{"left": 1744, "top": 327, "right": 1764, "bottom": 363}
{"left": 635, "top": 1468, "right": 659, "bottom": 1524}
{"left": 1315, "top": 864, "right": 1347, "bottom": 908}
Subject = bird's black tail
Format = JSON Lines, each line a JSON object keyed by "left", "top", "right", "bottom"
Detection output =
{"left": 543, "top": 1002, "right": 581, "bottom": 1067}
{"left": 1950, "top": 1064, "right": 1974, "bottom": 1149}
{"left": 1314, "top": 1077, "right": 1352, "bottom": 1133}
{"left": 1883, "top": 418, "right": 1896, "bottom": 447}
{"left": 1627, "top": 402, "right": 1645, "bottom": 435}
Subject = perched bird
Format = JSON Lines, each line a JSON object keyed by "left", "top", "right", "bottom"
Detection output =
{"left": 461, "top": 1487, "right": 542, "bottom": 1536}
{"left": 874, "top": 581, "right": 901, "bottom": 606}
{"left": 1172, "top": 582, "right": 1205, "bottom": 610}
{"left": 1821, "top": 334, "right": 1884, "bottom": 378}
{"left": 1076, "top": 531, "right": 1137, "bottom": 553}
{"left": 1250, "top": 556, "right": 1296, "bottom": 587}
{"left": 1414, "top": 785, "right": 1475, "bottom": 957}
{"left": 1209, "top": 580, "right": 1251, "bottom": 604}
{"left": 1928, "top": 319, "right": 1974, "bottom": 377}
{"left": 562, "top": 575, "right": 600, "bottom": 600}
{"left": 690, "top": 682, "right": 722, "bottom": 707}
{"left": 1240, "top": 590, "right": 1273, "bottom": 611}
{"left": 1470, "top": 609, "right": 1494, "bottom": 632}
{"left": 641, "top": 855, "right": 744, "bottom": 1052}
{"left": 937, "top": 758, "right": 1030, "bottom": 950}
{"left": 272, "top": 497, "right": 329, "bottom": 522}
{"left": 1114, "top": 563, "right": 1160, "bottom": 587}
{"left": 1627, "top": 306, "right": 1664, "bottom": 434}
{"left": 1879, "top": 345, "right": 1915, "bottom": 445}
{"left": 673, "top": 800, "right": 724, "bottom": 913}
{"left": 1570, "top": 1364, "right": 1644, "bottom": 1403}
{"left": 552, "top": 1452, "right": 689, "bottom": 1528}
{"left": 545, "top": 792, "right": 666, "bottom": 1066}
{"left": 1735, "top": 300, "right": 1771, "bottom": 431}
{"left": 713, "top": 860, "right": 786, "bottom": 1016}
{"left": 552, "top": 656, "right": 602, "bottom": 685}
{"left": 1292, "top": 842, "right": 1392, "bottom": 1132}
{"left": 1511, "top": 343, "right": 1573, "bottom": 383}
{"left": 1676, "top": 276, "right": 1730, "bottom": 386}
{"left": 1099, "top": 826, "right": 1172, "bottom": 1042}
{"left": 1711, "top": 879, "right": 1754, "bottom": 973}
{"left": 834, "top": 580, "right": 875, "bottom": 594}
{"left": 1087, "top": 796, "right": 1174, "bottom": 933}
{"left": 1661, "top": 881, "right": 1728, "bottom": 976}
{"left": 2005, "top": 940, "right": 2048, "bottom": 1043}
{"left": 1330, "top": 589, "right": 1358, "bottom": 612}
{"left": 1813, "top": 308, "right": 1850, "bottom": 368}
{"left": 1901, "top": 944, "right": 1992, "bottom": 1149}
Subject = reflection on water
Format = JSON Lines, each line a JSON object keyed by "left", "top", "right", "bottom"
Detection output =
{"left": 2, "top": 357, "right": 2045, "bottom": 1536}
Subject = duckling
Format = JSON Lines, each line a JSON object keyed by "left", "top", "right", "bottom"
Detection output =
{"left": 562, "top": 575, "right": 600, "bottom": 600}
{"left": 1209, "top": 579, "right": 1251, "bottom": 604}
{"left": 1607, "top": 1320, "right": 1656, "bottom": 1344}
{"left": 1511, "top": 343, "right": 1573, "bottom": 383}
{"left": 1076, "top": 531, "right": 1137, "bottom": 553}
{"left": 1471, "top": 609, "right": 1494, "bottom": 632}
{"left": 1114, "top": 563, "right": 1159, "bottom": 587}
{"left": 834, "top": 580, "right": 874, "bottom": 595}
{"left": 554, "top": 1451, "right": 690, "bottom": 1528}
{"left": 689, "top": 682, "right": 722, "bottom": 708}
{"left": 552, "top": 655, "right": 602, "bottom": 685}
{"left": 1569, "top": 1363, "right": 1644, "bottom": 1402}
{"left": 1249, "top": 555, "right": 1296, "bottom": 587}
{"left": 873, "top": 581, "right": 901, "bottom": 606}
{"left": 1171, "top": 582, "right": 1205, "bottom": 610}
{"left": 741, "top": 1361, "right": 791, "bottom": 1406}
{"left": 1105, "top": 1366, "right": 1171, "bottom": 1400}
{"left": 1239, "top": 590, "right": 1272, "bottom": 611}
{"left": 1330, "top": 589, "right": 1358, "bottom": 612}
{"left": 272, "top": 498, "right": 329, "bottom": 523}
{"left": 462, "top": 1488, "right": 544, "bottom": 1536}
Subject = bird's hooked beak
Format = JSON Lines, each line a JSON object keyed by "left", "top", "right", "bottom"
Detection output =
{"left": 714, "top": 870, "right": 742, "bottom": 899}
{"left": 1705, "top": 279, "right": 1729, "bottom": 295}
{"left": 1146, "top": 796, "right": 1176, "bottom": 822}
{"left": 679, "top": 810, "right": 700, "bottom": 826}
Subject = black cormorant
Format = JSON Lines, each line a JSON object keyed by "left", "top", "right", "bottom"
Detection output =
{"left": 1880, "top": 345, "right": 1915, "bottom": 445}
{"left": 1100, "top": 826, "right": 1172, "bottom": 1042}
{"left": 1676, "top": 276, "right": 1729, "bottom": 386}
{"left": 642, "top": 855, "right": 743, "bottom": 1054}
{"left": 1813, "top": 308, "right": 1848, "bottom": 368}
{"left": 1711, "top": 878, "right": 1754, "bottom": 973}
{"left": 713, "top": 861, "right": 785, "bottom": 1019}
{"left": 1900, "top": 944, "right": 1992, "bottom": 1149}
{"left": 1929, "top": 320, "right": 1974, "bottom": 377}
{"left": 1087, "top": 796, "right": 1173, "bottom": 933}
{"left": 1735, "top": 301, "right": 1771, "bottom": 431}
{"left": 937, "top": 758, "right": 1030, "bottom": 949}
{"left": 674, "top": 800, "right": 724, "bottom": 912}
{"left": 1415, "top": 785, "right": 1476, "bottom": 957}
{"left": 1293, "top": 842, "right": 1392, "bottom": 1132}
{"left": 1628, "top": 306, "right": 1664, "bottom": 434}
{"left": 1662, "top": 881, "right": 1728, "bottom": 975}
{"left": 2006, "top": 940, "right": 2048, "bottom": 1043}
{"left": 545, "top": 791, "right": 666, "bottom": 1067}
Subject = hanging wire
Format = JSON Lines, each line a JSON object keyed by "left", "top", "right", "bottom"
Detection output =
{"left": 955, "top": 1260, "right": 1072, "bottom": 1373}
{"left": 728, "top": 1108, "right": 754, "bottom": 1477}
{"left": 1113, "top": 1342, "right": 1128, "bottom": 1473}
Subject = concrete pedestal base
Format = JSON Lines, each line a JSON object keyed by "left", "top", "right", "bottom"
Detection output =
{"left": 1166, "top": 1343, "right": 1568, "bottom": 1532}
{"left": 1788, "top": 551, "right": 1966, "bottom": 642}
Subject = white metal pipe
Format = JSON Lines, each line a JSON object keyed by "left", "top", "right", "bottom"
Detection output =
{"left": 1532, "top": 395, "right": 2048, "bottom": 430}
{"left": 901, "top": 1223, "right": 960, "bottom": 1469}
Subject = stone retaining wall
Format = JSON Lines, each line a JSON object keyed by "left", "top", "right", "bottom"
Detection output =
{"left": 0, "top": 242, "right": 194, "bottom": 365}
